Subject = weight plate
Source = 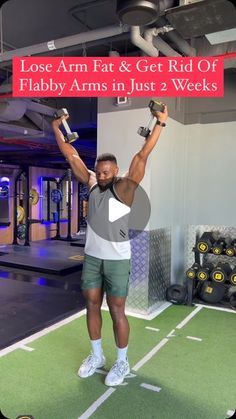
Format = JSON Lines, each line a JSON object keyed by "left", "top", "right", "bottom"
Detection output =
{"left": 17, "top": 206, "right": 25, "bottom": 222}
{"left": 51, "top": 189, "right": 63, "bottom": 203}
{"left": 29, "top": 188, "right": 39, "bottom": 205}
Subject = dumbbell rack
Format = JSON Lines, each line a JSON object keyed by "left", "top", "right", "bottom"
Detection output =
{"left": 187, "top": 232, "right": 236, "bottom": 307}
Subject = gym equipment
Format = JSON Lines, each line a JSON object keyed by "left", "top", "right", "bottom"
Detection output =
{"left": 17, "top": 219, "right": 42, "bottom": 240}
{"left": 196, "top": 232, "right": 215, "bottom": 253}
{"left": 225, "top": 239, "right": 236, "bottom": 257}
{"left": 17, "top": 205, "right": 25, "bottom": 223}
{"left": 51, "top": 188, "right": 63, "bottom": 203}
{"left": 166, "top": 284, "right": 187, "bottom": 305}
{"left": 186, "top": 262, "right": 200, "bottom": 280}
{"left": 198, "top": 280, "right": 226, "bottom": 303}
{"left": 0, "top": 187, "right": 40, "bottom": 205}
{"left": 138, "top": 99, "right": 165, "bottom": 139}
{"left": 0, "top": 184, "right": 9, "bottom": 198}
{"left": 51, "top": 169, "right": 77, "bottom": 242}
{"left": 210, "top": 262, "right": 232, "bottom": 284}
{"left": 29, "top": 188, "right": 40, "bottom": 205}
{"left": 196, "top": 262, "right": 214, "bottom": 282}
{"left": 116, "top": 0, "right": 159, "bottom": 26}
{"left": 53, "top": 108, "right": 79, "bottom": 143}
{"left": 212, "top": 237, "right": 227, "bottom": 255}
{"left": 80, "top": 184, "right": 89, "bottom": 201}
{"left": 17, "top": 223, "right": 26, "bottom": 240}
{"left": 229, "top": 268, "right": 236, "bottom": 286}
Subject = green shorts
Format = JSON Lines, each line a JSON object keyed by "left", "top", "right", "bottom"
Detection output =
{"left": 81, "top": 254, "right": 131, "bottom": 297}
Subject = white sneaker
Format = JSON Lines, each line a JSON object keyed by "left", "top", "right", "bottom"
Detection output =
{"left": 78, "top": 353, "right": 106, "bottom": 378}
{"left": 105, "top": 359, "right": 130, "bottom": 386}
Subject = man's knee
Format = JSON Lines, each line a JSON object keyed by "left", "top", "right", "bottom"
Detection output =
{"left": 107, "top": 296, "right": 126, "bottom": 320}
{"left": 84, "top": 288, "right": 103, "bottom": 310}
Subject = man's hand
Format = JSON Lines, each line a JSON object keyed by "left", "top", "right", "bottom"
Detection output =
{"left": 52, "top": 114, "right": 69, "bottom": 129}
{"left": 151, "top": 105, "right": 168, "bottom": 124}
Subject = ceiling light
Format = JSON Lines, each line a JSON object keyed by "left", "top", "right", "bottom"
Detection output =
{"left": 116, "top": 0, "right": 159, "bottom": 26}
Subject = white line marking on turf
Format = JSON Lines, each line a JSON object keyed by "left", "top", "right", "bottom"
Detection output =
{"left": 19, "top": 345, "right": 35, "bottom": 352}
{"left": 186, "top": 336, "right": 202, "bottom": 342}
{"left": 132, "top": 338, "right": 169, "bottom": 371}
{"left": 176, "top": 306, "right": 203, "bottom": 329}
{"left": 125, "top": 372, "right": 136, "bottom": 379}
{"left": 145, "top": 327, "right": 160, "bottom": 332}
{"left": 166, "top": 329, "right": 176, "bottom": 338}
{"left": 140, "top": 383, "right": 162, "bottom": 393}
{"left": 0, "top": 309, "right": 86, "bottom": 358}
{"left": 227, "top": 410, "right": 235, "bottom": 417}
{"left": 78, "top": 388, "right": 116, "bottom": 419}
{"left": 195, "top": 303, "right": 236, "bottom": 314}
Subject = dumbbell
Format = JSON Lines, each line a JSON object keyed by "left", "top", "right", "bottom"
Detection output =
{"left": 229, "top": 267, "right": 236, "bottom": 286}
{"left": 225, "top": 239, "right": 236, "bottom": 257}
{"left": 210, "top": 262, "right": 232, "bottom": 284}
{"left": 186, "top": 262, "right": 200, "bottom": 280}
{"left": 212, "top": 237, "right": 228, "bottom": 255}
{"left": 138, "top": 99, "right": 165, "bottom": 139}
{"left": 196, "top": 262, "right": 214, "bottom": 282}
{"left": 196, "top": 232, "right": 215, "bottom": 253}
{"left": 53, "top": 108, "right": 79, "bottom": 143}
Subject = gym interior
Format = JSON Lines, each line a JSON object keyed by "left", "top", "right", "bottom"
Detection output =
{"left": 0, "top": 1, "right": 236, "bottom": 418}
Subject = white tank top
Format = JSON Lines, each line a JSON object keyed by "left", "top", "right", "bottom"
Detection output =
{"left": 84, "top": 182, "right": 131, "bottom": 260}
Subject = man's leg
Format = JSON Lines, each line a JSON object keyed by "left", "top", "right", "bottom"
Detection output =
{"left": 84, "top": 287, "right": 104, "bottom": 341}
{"left": 101, "top": 258, "right": 131, "bottom": 386}
{"left": 78, "top": 255, "right": 106, "bottom": 378}
{"left": 105, "top": 294, "right": 130, "bottom": 386}
{"left": 78, "top": 288, "right": 106, "bottom": 378}
{"left": 106, "top": 295, "right": 129, "bottom": 348}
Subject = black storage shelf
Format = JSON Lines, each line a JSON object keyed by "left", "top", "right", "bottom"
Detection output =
{"left": 187, "top": 236, "right": 236, "bottom": 306}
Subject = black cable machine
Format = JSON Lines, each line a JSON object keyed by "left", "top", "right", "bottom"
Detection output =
{"left": 51, "top": 168, "right": 77, "bottom": 242}
{"left": 12, "top": 167, "right": 30, "bottom": 246}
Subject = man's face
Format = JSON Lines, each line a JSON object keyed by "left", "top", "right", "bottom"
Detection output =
{"left": 95, "top": 160, "right": 119, "bottom": 191}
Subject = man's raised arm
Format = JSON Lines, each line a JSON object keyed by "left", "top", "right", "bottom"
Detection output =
{"left": 127, "top": 105, "right": 168, "bottom": 185}
{"left": 52, "top": 116, "right": 95, "bottom": 186}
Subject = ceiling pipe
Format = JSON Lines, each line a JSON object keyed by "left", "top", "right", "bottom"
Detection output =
{"left": 131, "top": 26, "right": 159, "bottom": 56}
{"left": 157, "top": 16, "right": 196, "bottom": 57}
{"left": 0, "top": 122, "right": 43, "bottom": 136}
{"left": 25, "top": 110, "right": 52, "bottom": 132}
{"left": 164, "top": 30, "right": 196, "bottom": 56}
{"left": 0, "top": 100, "right": 27, "bottom": 121}
{"left": 22, "top": 99, "right": 57, "bottom": 116}
{"left": 0, "top": 24, "right": 129, "bottom": 63}
{"left": 144, "top": 26, "right": 181, "bottom": 56}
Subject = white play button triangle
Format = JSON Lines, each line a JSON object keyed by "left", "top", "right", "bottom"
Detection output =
{"left": 109, "top": 197, "right": 131, "bottom": 222}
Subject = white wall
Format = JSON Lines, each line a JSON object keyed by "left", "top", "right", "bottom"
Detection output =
{"left": 184, "top": 120, "right": 236, "bottom": 226}
{"left": 98, "top": 107, "right": 236, "bottom": 229}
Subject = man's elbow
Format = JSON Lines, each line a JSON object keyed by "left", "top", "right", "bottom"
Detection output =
{"left": 137, "top": 151, "right": 148, "bottom": 163}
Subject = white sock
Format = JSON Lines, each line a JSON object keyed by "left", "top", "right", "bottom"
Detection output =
{"left": 117, "top": 346, "right": 128, "bottom": 362}
{"left": 91, "top": 339, "right": 103, "bottom": 358}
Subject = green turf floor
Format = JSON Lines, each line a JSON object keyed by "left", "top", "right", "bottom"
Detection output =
{"left": 0, "top": 305, "right": 235, "bottom": 419}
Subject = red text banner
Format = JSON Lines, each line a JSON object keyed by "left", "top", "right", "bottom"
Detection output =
{"left": 13, "top": 56, "right": 224, "bottom": 97}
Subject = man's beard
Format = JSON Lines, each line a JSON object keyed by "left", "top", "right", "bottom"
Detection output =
{"left": 98, "top": 178, "right": 115, "bottom": 191}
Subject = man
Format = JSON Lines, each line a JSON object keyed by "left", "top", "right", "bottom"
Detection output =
{"left": 52, "top": 104, "right": 168, "bottom": 386}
